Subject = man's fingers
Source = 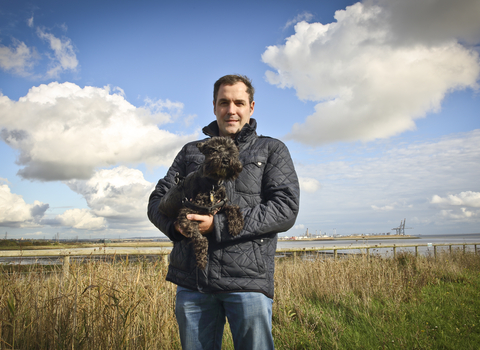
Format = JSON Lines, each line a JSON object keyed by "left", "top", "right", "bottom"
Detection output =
{"left": 187, "top": 214, "right": 213, "bottom": 221}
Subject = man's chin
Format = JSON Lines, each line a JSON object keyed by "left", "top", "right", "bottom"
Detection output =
{"left": 220, "top": 128, "right": 239, "bottom": 138}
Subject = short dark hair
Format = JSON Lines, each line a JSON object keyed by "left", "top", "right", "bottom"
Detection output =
{"left": 213, "top": 75, "right": 255, "bottom": 105}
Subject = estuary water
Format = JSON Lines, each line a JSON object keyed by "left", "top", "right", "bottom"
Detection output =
{"left": 1, "top": 233, "right": 479, "bottom": 265}
{"left": 277, "top": 233, "right": 480, "bottom": 257}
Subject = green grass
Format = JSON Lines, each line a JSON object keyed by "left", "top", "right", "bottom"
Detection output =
{"left": 289, "top": 274, "right": 480, "bottom": 349}
{"left": 272, "top": 251, "right": 480, "bottom": 350}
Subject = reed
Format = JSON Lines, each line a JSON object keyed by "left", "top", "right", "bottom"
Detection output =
{"left": 0, "top": 257, "right": 179, "bottom": 349}
{"left": 0, "top": 249, "right": 478, "bottom": 349}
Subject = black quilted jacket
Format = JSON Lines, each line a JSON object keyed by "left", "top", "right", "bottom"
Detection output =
{"left": 147, "top": 119, "right": 300, "bottom": 298}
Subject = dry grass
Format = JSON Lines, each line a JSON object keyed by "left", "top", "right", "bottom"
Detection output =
{"left": 0, "top": 257, "right": 179, "bottom": 349}
{"left": 0, "top": 250, "right": 478, "bottom": 349}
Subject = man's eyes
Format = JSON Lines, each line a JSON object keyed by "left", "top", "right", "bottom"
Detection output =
{"left": 219, "top": 101, "right": 245, "bottom": 106}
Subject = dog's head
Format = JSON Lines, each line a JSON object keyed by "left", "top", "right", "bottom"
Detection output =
{"left": 197, "top": 137, "right": 243, "bottom": 181}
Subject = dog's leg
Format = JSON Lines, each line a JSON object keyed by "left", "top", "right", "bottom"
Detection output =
{"left": 223, "top": 205, "right": 244, "bottom": 237}
{"left": 176, "top": 211, "right": 209, "bottom": 270}
{"left": 190, "top": 228, "right": 209, "bottom": 270}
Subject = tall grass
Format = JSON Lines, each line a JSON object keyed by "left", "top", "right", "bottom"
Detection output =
{"left": 0, "top": 250, "right": 479, "bottom": 349}
{"left": 273, "top": 250, "right": 480, "bottom": 349}
{"left": 0, "top": 258, "right": 179, "bottom": 349}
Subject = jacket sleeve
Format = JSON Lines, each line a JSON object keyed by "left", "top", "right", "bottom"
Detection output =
{"left": 147, "top": 147, "right": 187, "bottom": 242}
{"left": 214, "top": 140, "right": 300, "bottom": 242}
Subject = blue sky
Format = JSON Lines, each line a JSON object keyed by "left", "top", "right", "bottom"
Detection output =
{"left": 1, "top": 0, "right": 479, "bottom": 239}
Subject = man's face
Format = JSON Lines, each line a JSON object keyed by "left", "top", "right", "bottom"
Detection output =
{"left": 214, "top": 82, "right": 255, "bottom": 138}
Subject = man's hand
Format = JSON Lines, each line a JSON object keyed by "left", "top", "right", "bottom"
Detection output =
{"left": 175, "top": 214, "right": 215, "bottom": 237}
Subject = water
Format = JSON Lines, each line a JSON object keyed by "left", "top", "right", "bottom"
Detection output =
{"left": 1, "top": 234, "right": 478, "bottom": 265}
{"left": 277, "top": 233, "right": 480, "bottom": 257}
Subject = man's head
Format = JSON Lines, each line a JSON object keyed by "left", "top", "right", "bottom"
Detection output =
{"left": 213, "top": 75, "right": 255, "bottom": 105}
{"left": 213, "top": 75, "right": 255, "bottom": 138}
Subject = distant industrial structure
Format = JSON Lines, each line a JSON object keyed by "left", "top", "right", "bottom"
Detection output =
{"left": 391, "top": 218, "right": 413, "bottom": 235}
{"left": 280, "top": 218, "right": 415, "bottom": 240}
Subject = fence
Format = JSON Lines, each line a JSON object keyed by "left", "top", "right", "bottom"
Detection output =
{"left": 277, "top": 242, "right": 480, "bottom": 262}
{"left": 0, "top": 247, "right": 170, "bottom": 277}
{"left": 0, "top": 242, "right": 479, "bottom": 277}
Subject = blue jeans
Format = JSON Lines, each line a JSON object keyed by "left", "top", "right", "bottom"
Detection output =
{"left": 175, "top": 286, "right": 275, "bottom": 350}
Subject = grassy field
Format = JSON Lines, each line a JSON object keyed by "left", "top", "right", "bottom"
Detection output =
{"left": 0, "top": 250, "right": 479, "bottom": 349}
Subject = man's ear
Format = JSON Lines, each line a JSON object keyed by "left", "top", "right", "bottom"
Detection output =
{"left": 249, "top": 101, "right": 255, "bottom": 116}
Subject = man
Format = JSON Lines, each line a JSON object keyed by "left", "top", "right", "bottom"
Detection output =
{"left": 148, "top": 74, "right": 299, "bottom": 350}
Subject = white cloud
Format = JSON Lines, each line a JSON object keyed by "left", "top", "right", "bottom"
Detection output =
{"left": 431, "top": 191, "right": 480, "bottom": 222}
{"left": 56, "top": 208, "right": 106, "bottom": 230}
{"left": 371, "top": 201, "right": 413, "bottom": 211}
{"left": 0, "top": 82, "right": 197, "bottom": 181}
{"left": 299, "top": 177, "right": 321, "bottom": 193}
{"left": 66, "top": 166, "right": 154, "bottom": 228}
{"left": 284, "top": 12, "right": 314, "bottom": 30}
{"left": 368, "top": 0, "right": 480, "bottom": 45}
{"left": 294, "top": 130, "right": 480, "bottom": 233}
{"left": 262, "top": 0, "right": 480, "bottom": 145}
{"left": 439, "top": 208, "right": 479, "bottom": 220}
{"left": 1, "top": 18, "right": 77, "bottom": 79}
{"left": 36, "top": 27, "right": 78, "bottom": 78}
{"left": 0, "top": 39, "right": 37, "bottom": 76}
{"left": 0, "top": 24, "right": 78, "bottom": 78}
{"left": 371, "top": 204, "right": 395, "bottom": 211}
{"left": 143, "top": 97, "right": 184, "bottom": 124}
{"left": 294, "top": 224, "right": 305, "bottom": 230}
{"left": 0, "top": 183, "right": 49, "bottom": 227}
{"left": 431, "top": 191, "right": 480, "bottom": 207}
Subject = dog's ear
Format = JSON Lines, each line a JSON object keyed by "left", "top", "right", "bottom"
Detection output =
{"left": 197, "top": 141, "right": 207, "bottom": 155}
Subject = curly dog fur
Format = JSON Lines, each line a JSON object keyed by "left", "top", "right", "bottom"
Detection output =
{"left": 159, "top": 137, "right": 244, "bottom": 269}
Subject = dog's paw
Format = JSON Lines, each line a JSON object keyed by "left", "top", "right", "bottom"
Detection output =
{"left": 224, "top": 205, "right": 244, "bottom": 237}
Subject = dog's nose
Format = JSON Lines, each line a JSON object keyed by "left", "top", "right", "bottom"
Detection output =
{"left": 222, "top": 158, "right": 229, "bottom": 166}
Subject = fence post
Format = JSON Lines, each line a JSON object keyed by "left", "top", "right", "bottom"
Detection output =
{"left": 63, "top": 256, "right": 70, "bottom": 279}
{"left": 415, "top": 246, "right": 418, "bottom": 257}
{"left": 463, "top": 245, "right": 466, "bottom": 254}
{"left": 434, "top": 245, "right": 437, "bottom": 260}
{"left": 393, "top": 245, "right": 396, "bottom": 259}
{"left": 366, "top": 248, "right": 370, "bottom": 261}
{"left": 334, "top": 249, "right": 337, "bottom": 261}
{"left": 449, "top": 245, "right": 452, "bottom": 254}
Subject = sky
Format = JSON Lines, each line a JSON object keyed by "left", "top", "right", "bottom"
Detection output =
{"left": 0, "top": 0, "right": 479, "bottom": 240}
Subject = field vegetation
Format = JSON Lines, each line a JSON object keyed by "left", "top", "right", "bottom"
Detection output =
{"left": 0, "top": 249, "right": 478, "bottom": 349}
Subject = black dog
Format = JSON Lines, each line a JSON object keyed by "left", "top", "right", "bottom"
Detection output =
{"left": 158, "top": 137, "right": 244, "bottom": 269}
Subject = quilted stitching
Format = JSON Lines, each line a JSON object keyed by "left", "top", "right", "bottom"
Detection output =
{"left": 150, "top": 119, "right": 300, "bottom": 298}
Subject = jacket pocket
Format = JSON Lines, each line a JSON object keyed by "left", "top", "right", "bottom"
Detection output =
{"left": 185, "top": 158, "right": 202, "bottom": 175}
{"left": 235, "top": 156, "right": 267, "bottom": 194}
{"left": 220, "top": 239, "right": 266, "bottom": 279}
{"left": 169, "top": 240, "right": 197, "bottom": 272}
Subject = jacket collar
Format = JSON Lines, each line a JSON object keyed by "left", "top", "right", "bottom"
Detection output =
{"left": 202, "top": 118, "right": 258, "bottom": 146}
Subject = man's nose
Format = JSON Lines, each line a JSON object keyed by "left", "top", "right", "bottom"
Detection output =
{"left": 227, "top": 102, "right": 236, "bottom": 114}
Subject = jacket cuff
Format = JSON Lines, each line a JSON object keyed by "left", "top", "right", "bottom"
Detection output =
{"left": 168, "top": 220, "right": 185, "bottom": 242}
